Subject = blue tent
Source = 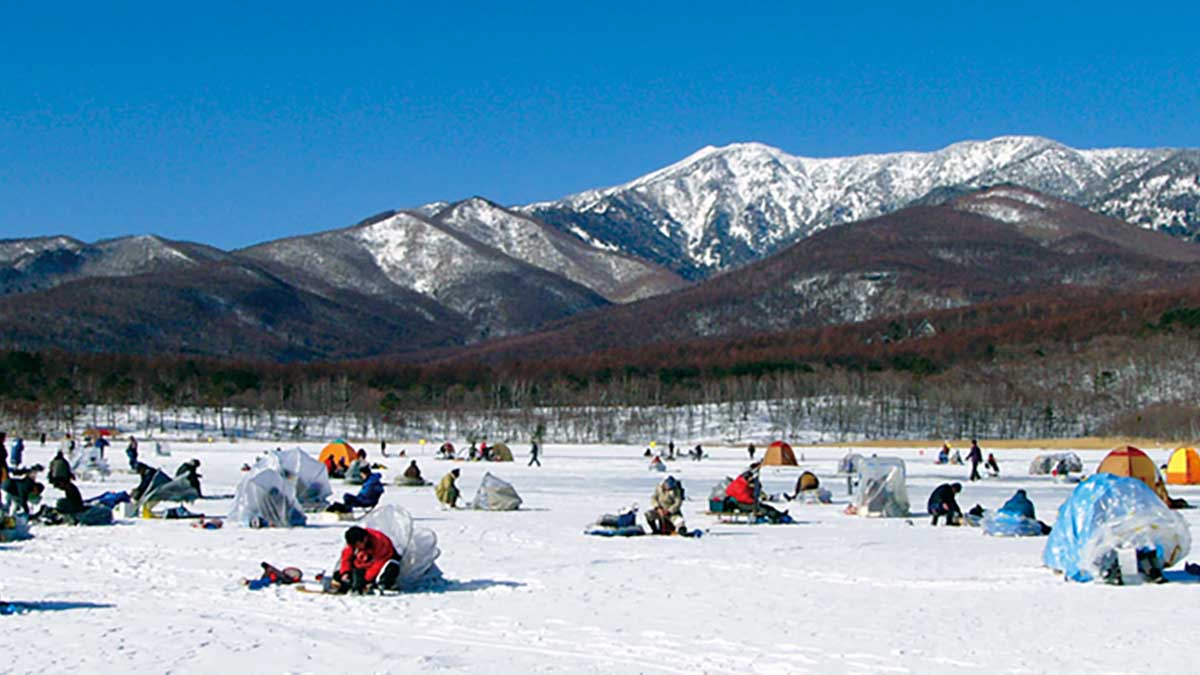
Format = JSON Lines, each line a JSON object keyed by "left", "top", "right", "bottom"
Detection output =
{"left": 1043, "top": 474, "right": 1191, "bottom": 582}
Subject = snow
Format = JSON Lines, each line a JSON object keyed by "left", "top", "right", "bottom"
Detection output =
{"left": 5, "top": 439, "right": 1200, "bottom": 673}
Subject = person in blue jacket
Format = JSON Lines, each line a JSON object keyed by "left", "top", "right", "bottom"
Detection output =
{"left": 9, "top": 437, "right": 24, "bottom": 468}
{"left": 998, "top": 489, "right": 1036, "bottom": 520}
{"left": 327, "top": 466, "right": 384, "bottom": 512}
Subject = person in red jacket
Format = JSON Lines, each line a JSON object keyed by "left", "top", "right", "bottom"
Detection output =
{"left": 724, "top": 468, "right": 789, "bottom": 523}
{"left": 330, "top": 526, "right": 401, "bottom": 594}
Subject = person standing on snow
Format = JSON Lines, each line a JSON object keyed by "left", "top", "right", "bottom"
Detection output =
{"left": 126, "top": 436, "right": 139, "bottom": 471}
{"left": 9, "top": 437, "right": 24, "bottom": 469}
{"left": 528, "top": 441, "right": 541, "bottom": 467}
{"left": 967, "top": 439, "right": 984, "bottom": 482}
{"left": 48, "top": 450, "right": 74, "bottom": 488}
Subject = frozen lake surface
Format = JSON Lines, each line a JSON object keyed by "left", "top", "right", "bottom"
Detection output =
{"left": 4, "top": 439, "right": 1200, "bottom": 673}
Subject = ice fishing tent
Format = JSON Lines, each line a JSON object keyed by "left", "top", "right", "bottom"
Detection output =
{"left": 1097, "top": 446, "right": 1171, "bottom": 504}
{"left": 228, "top": 467, "right": 307, "bottom": 528}
{"left": 319, "top": 439, "right": 357, "bottom": 467}
{"left": 358, "top": 506, "right": 442, "bottom": 589}
{"left": 1044, "top": 473, "right": 1191, "bottom": 583}
{"left": 1167, "top": 447, "right": 1200, "bottom": 485}
{"left": 69, "top": 446, "right": 111, "bottom": 480}
{"left": 762, "top": 441, "right": 798, "bottom": 466}
{"left": 1029, "top": 452, "right": 1083, "bottom": 476}
{"left": 488, "top": 443, "right": 514, "bottom": 462}
{"left": 838, "top": 453, "right": 865, "bottom": 475}
{"left": 258, "top": 447, "right": 332, "bottom": 509}
{"left": 140, "top": 472, "right": 199, "bottom": 507}
{"left": 471, "top": 472, "right": 522, "bottom": 511}
{"left": 853, "top": 457, "right": 909, "bottom": 517}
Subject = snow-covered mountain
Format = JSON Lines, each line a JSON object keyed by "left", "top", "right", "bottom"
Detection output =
{"left": 524, "top": 136, "right": 1200, "bottom": 278}
{"left": 432, "top": 197, "right": 686, "bottom": 303}
{"left": 0, "top": 234, "right": 229, "bottom": 295}
{"left": 457, "top": 186, "right": 1200, "bottom": 365}
{"left": 239, "top": 210, "right": 608, "bottom": 341}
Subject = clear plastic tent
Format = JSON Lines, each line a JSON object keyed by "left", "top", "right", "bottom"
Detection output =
{"left": 983, "top": 511, "right": 1044, "bottom": 537}
{"left": 838, "top": 453, "right": 865, "bottom": 475}
{"left": 709, "top": 478, "right": 733, "bottom": 503}
{"left": 1043, "top": 473, "right": 1191, "bottom": 583}
{"left": 256, "top": 447, "right": 332, "bottom": 510}
{"left": 1029, "top": 452, "right": 1083, "bottom": 475}
{"left": 228, "top": 467, "right": 307, "bottom": 528}
{"left": 471, "top": 473, "right": 523, "bottom": 511}
{"left": 141, "top": 473, "right": 199, "bottom": 506}
{"left": 853, "top": 457, "right": 909, "bottom": 517}
{"left": 69, "top": 446, "right": 111, "bottom": 480}
{"left": 359, "top": 505, "right": 442, "bottom": 589}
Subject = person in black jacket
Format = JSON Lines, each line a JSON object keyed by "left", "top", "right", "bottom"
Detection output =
{"left": 48, "top": 450, "right": 74, "bottom": 488}
{"left": 55, "top": 476, "right": 85, "bottom": 515}
{"left": 2, "top": 474, "right": 44, "bottom": 516}
{"left": 928, "top": 482, "right": 963, "bottom": 526}
{"left": 966, "top": 440, "right": 984, "bottom": 482}
{"left": 176, "top": 459, "right": 203, "bottom": 497}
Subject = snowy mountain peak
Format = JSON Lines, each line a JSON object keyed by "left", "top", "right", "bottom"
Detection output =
{"left": 525, "top": 136, "right": 1200, "bottom": 277}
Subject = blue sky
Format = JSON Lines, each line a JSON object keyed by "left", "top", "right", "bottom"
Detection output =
{"left": 2, "top": 2, "right": 1197, "bottom": 248}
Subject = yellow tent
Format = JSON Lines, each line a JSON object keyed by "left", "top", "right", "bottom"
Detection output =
{"left": 762, "top": 441, "right": 798, "bottom": 466}
{"left": 319, "top": 439, "right": 357, "bottom": 467}
{"left": 488, "top": 442, "right": 514, "bottom": 462}
{"left": 1167, "top": 447, "right": 1200, "bottom": 485}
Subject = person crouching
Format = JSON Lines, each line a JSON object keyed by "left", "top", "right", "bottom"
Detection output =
{"left": 928, "top": 482, "right": 963, "bottom": 526}
{"left": 327, "top": 525, "right": 401, "bottom": 594}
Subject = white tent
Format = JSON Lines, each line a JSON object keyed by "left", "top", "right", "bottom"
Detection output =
{"left": 359, "top": 505, "right": 442, "bottom": 589}
{"left": 853, "top": 457, "right": 909, "bottom": 517}
{"left": 69, "top": 446, "right": 111, "bottom": 480}
{"left": 471, "top": 473, "right": 523, "bottom": 511}
{"left": 256, "top": 447, "right": 332, "bottom": 510}
{"left": 838, "top": 453, "right": 865, "bottom": 475}
{"left": 1029, "top": 452, "right": 1084, "bottom": 476}
{"left": 228, "top": 467, "right": 307, "bottom": 528}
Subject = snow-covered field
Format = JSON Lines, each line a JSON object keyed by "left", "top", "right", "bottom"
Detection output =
{"left": 4, "top": 439, "right": 1200, "bottom": 674}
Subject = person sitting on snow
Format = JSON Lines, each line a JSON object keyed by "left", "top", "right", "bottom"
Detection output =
{"left": 402, "top": 461, "right": 423, "bottom": 482}
{"left": 984, "top": 453, "right": 1000, "bottom": 477}
{"left": 998, "top": 488, "right": 1035, "bottom": 520}
{"left": 345, "top": 450, "right": 369, "bottom": 485}
{"left": 435, "top": 468, "right": 461, "bottom": 508}
{"left": 646, "top": 475, "right": 687, "bottom": 535}
{"left": 928, "top": 482, "right": 963, "bottom": 526}
{"left": 54, "top": 474, "right": 86, "bottom": 516}
{"left": 724, "top": 469, "right": 788, "bottom": 523}
{"left": 327, "top": 466, "right": 384, "bottom": 513}
{"left": 327, "top": 525, "right": 401, "bottom": 594}
{"left": 176, "top": 459, "right": 203, "bottom": 497}
{"left": 936, "top": 444, "right": 950, "bottom": 465}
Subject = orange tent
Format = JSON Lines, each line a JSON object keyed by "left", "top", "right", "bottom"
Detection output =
{"left": 1097, "top": 445, "right": 1171, "bottom": 503}
{"left": 1167, "top": 447, "right": 1200, "bottom": 485}
{"left": 762, "top": 441, "right": 798, "bottom": 466}
{"left": 319, "top": 439, "right": 357, "bottom": 467}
